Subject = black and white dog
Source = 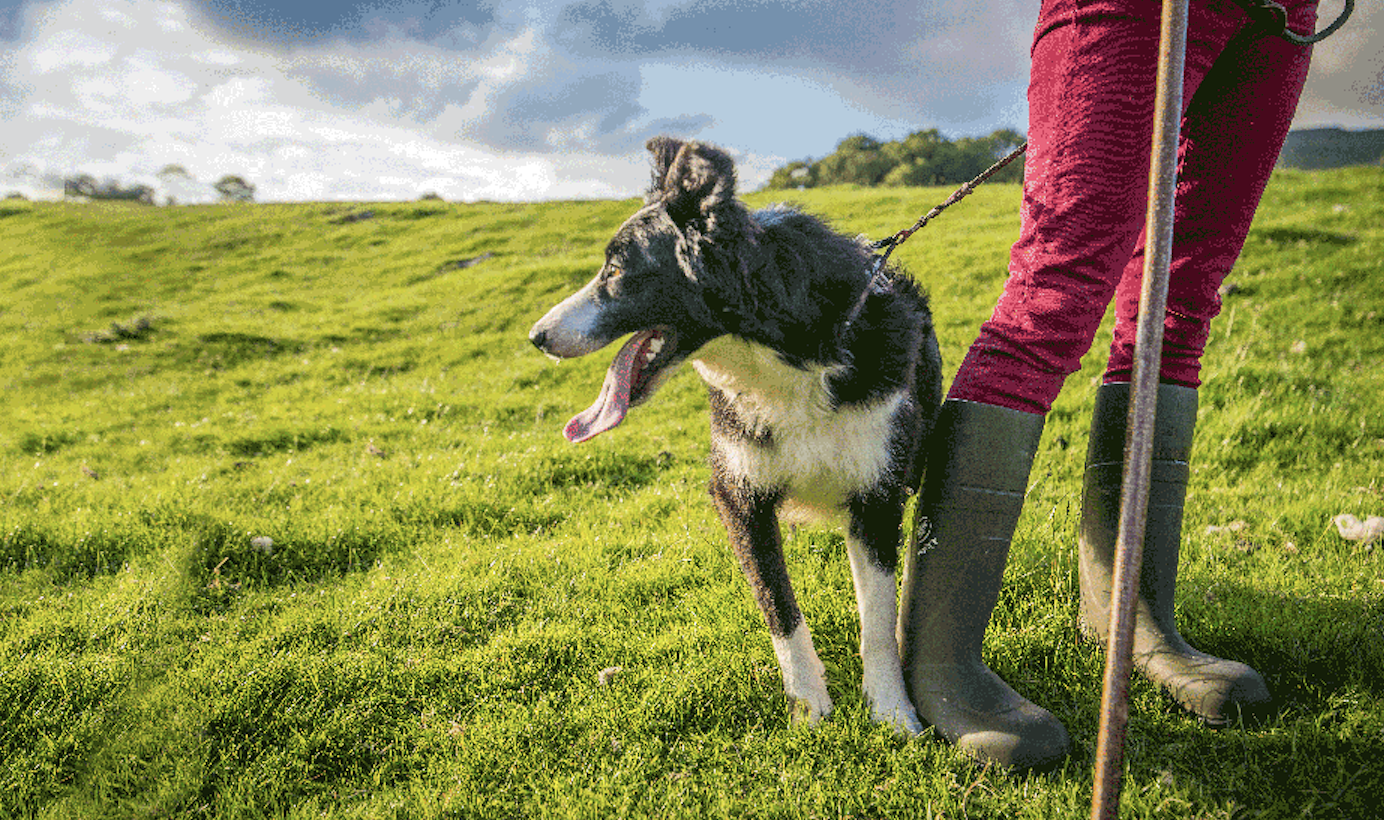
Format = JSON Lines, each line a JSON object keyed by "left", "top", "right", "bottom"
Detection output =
{"left": 529, "top": 137, "right": 941, "bottom": 733}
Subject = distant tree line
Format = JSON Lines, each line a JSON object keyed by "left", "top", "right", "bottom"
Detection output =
{"left": 1277, "top": 127, "right": 1384, "bottom": 170}
{"left": 765, "top": 128, "right": 1026, "bottom": 190}
{"left": 56, "top": 166, "right": 257, "bottom": 205}
{"left": 63, "top": 174, "right": 156, "bottom": 204}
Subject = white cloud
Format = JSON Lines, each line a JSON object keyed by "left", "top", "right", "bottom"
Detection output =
{"left": 0, "top": 0, "right": 662, "bottom": 201}
{"left": 26, "top": 27, "right": 115, "bottom": 73}
{"left": 1292, "top": 4, "right": 1384, "bottom": 128}
{"left": 0, "top": 0, "right": 1378, "bottom": 203}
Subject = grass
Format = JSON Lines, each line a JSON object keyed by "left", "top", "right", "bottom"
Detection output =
{"left": 0, "top": 168, "right": 1381, "bottom": 818}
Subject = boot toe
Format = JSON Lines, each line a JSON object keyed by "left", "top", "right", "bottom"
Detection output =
{"left": 1144, "top": 650, "right": 1273, "bottom": 727}
{"left": 911, "top": 663, "right": 1072, "bottom": 772}
{"left": 952, "top": 708, "right": 1072, "bottom": 772}
{"left": 1185, "top": 665, "right": 1272, "bottom": 728}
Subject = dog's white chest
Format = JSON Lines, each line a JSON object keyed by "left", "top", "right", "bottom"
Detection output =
{"left": 693, "top": 338, "right": 903, "bottom": 520}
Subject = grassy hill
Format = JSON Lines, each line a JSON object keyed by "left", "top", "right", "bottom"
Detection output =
{"left": 1, "top": 168, "right": 1382, "bottom": 818}
{"left": 1278, "top": 128, "right": 1384, "bottom": 170}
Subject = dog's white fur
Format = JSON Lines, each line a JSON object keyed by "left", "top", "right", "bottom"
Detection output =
{"left": 694, "top": 337, "right": 906, "bottom": 520}
{"left": 694, "top": 335, "right": 920, "bottom": 733}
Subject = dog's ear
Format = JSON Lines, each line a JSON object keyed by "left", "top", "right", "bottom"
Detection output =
{"left": 646, "top": 137, "right": 736, "bottom": 229}
{"left": 646, "top": 136, "right": 683, "bottom": 192}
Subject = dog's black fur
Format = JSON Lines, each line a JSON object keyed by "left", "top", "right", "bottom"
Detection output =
{"left": 530, "top": 137, "right": 941, "bottom": 729}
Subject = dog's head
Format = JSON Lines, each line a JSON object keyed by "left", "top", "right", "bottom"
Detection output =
{"left": 529, "top": 137, "right": 754, "bottom": 442}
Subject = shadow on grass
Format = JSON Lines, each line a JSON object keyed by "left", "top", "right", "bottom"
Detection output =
{"left": 224, "top": 426, "right": 351, "bottom": 458}
{"left": 184, "top": 516, "right": 392, "bottom": 613}
{"left": 1182, "top": 582, "right": 1384, "bottom": 707}
{"left": 1248, "top": 226, "right": 1358, "bottom": 248}
{"left": 511, "top": 451, "right": 670, "bottom": 495}
{"left": 1062, "top": 581, "right": 1384, "bottom": 817}
{"left": 14, "top": 429, "right": 83, "bottom": 456}
{"left": 1115, "top": 703, "right": 1381, "bottom": 819}
{"left": 0, "top": 522, "right": 151, "bottom": 581}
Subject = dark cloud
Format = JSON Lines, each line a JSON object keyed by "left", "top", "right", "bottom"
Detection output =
{"left": 280, "top": 45, "right": 482, "bottom": 122}
{"left": 0, "top": 2, "right": 20, "bottom": 42}
{"left": 257, "top": 4, "right": 723, "bottom": 154}
{"left": 465, "top": 67, "right": 712, "bottom": 152}
{"left": 193, "top": 0, "right": 356, "bottom": 42}
{"left": 192, "top": 0, "right": 497, "bottom": 45}
{"left": 554, "top": 0, "right": 921, "bottom": 67}
{"left": 546, "top": 0, "right": 1032, "bottom": 138}
{"left": 493, "top": 71, "right": 641, "bottom": 146}
{"left": 173, "top": 0, "right": 1034, "bottom": 155}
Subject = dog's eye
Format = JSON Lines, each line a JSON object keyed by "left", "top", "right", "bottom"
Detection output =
{"left": 605, "top": 264, "right": 623, "bottom": 279}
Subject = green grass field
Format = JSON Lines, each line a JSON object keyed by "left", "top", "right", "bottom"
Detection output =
{"left": 1, "top": 168, "right": 1381, "bottom": 818}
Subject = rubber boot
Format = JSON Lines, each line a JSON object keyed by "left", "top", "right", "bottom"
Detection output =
{"left": 899, "top": 400, "right": 1071, "bottom": 771}
{"left": 1079, "top": 382, "right": 1271, "bottom": 726}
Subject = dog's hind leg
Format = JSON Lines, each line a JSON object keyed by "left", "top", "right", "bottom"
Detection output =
{"left": 847, "top": 493, "right": 924, "bottom": 735}
{"left": 710, "top": 477, "right": 832, "bottom": 723}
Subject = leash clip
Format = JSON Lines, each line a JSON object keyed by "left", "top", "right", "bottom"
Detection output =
{"left": 1242, "top": 0, "right": 1289, "bottom": 34}
{"left": 1237, "top": 0, "right": 1353, "bottom": 46}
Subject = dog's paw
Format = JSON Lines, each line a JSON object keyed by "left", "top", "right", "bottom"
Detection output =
{"left": 869, "top": 697, "right": 924, "bottom": 736}
{"left": 862, "top": 659, "right": 923, "bottom": 735}
{"left": 787, "top": 689, "right": 833, "bottom": 725}
{"left": 773, "top": 624, "right": 832, "bottom": 724}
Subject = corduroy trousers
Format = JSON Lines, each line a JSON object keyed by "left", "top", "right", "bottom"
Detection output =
{"left": 948, "top": 0, "right": 1318, "bottom": 413}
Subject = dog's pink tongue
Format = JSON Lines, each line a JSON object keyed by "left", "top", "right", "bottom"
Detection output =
{"left": 564, "top": 333, "right": 648, "bottom": 443}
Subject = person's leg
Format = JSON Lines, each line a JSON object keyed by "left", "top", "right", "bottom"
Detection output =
{"left": 903, "top": 0, "right": 1167, "bottom": 769}
{"left": 1079, "top": 383, "right": 1272, "bottom": 725}
{"left": 1084, "top": 1, "right": 1316, "bottom": 724}
{"left": 1104, "top": 0, "right": 1318, "bottom": 386}
{"left": 902, "top": 0, "right": 1250, "bottom": 766}
{"left": 899, "top": 400, "right": 1069, "bottom": 769}
{"left": 949, "top": 0, "right": 1246, "bottom": 413}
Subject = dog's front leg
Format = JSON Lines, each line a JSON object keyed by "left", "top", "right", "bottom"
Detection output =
{"left": 847, "top": 491, "right": 924, "bottom": 735}
{"left": 709, "top": 474, "right": 832, "bottom": 723}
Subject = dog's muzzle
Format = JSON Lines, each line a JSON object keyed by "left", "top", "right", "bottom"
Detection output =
{"left": 529, "top": 280, "right": 610, "bottom": 359}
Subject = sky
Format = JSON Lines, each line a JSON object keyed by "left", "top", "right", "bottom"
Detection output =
{"left": 0, "top": 0, "right": 1379, "bottom": 203}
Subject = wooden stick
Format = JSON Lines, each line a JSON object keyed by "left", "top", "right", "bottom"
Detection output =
{"left": 1089, "top": 0, "right": 1188, "bottom": 817}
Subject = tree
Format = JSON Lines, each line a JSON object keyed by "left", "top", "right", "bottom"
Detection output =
{"left": 214, "top": 175, "right": 256, "bottom": 203}
{"left": 765, "top": 161, "right": 815, "bottom": 190}
{"left": 95, "top": 179, "right": 155, "bottom": 205}
{"left": 814, "top": 134, "right": 894, "bottom": 187}
{"left": 61, "top": 175, "right": 155, "bottom": 204}
{"left": 763, "top": 128, "right": 1028, "bottom": 191}
{"left": 64, "top": 174, "right": 98, "bottom": 200}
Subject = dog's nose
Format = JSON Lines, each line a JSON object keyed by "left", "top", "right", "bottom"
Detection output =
{"left": 529, "top": 326, "right": 548, "bottom": 351}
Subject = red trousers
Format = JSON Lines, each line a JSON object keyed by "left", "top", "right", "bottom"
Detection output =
{"left": 948, "top": 0, "right": 1317, "bottom": 414}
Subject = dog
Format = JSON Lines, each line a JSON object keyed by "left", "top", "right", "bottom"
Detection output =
{"left": 528, "top": 137, "right": 942, "bottom": 733}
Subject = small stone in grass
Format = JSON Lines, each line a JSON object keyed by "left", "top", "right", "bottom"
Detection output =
{"left": 1334, "top": 514, "right": 1384, "bottom": 545}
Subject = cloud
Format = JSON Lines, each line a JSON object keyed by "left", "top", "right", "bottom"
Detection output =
{"left": 550, "top": 0, "right": 1034, "bottom": 127}
{"left": 279, "top": 23, "right": 701, "bottom": 154}
{"left": 185, "top": 0, "right": 1036, "bottom": 154}
{"left": 0, "top": 0, "right": 671, "bottom": 200}
{"left": 0, "top": 0, "right": 1379, "bottom": 203}
{"left": 1292, "top": 3, "right": 1384, "bottom": 128}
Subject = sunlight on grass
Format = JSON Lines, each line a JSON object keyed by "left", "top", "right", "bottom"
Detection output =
{"left": 1, "top": 171, "right": 1381, "bottom": 817}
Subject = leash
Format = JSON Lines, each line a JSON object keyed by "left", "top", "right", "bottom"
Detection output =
{"left": 1233, "top": 0, "right": 1353, "bottom": 45}
{"left": 839, "top": 141, "right": 1028, "bottom": 339}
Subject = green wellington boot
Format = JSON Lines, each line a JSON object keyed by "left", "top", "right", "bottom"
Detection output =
{"left": 899, "top": 400, "right": 1071, "bottom": 771}
{"left": 1079, "top": 382, "right": 1271, "bottom": 726}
